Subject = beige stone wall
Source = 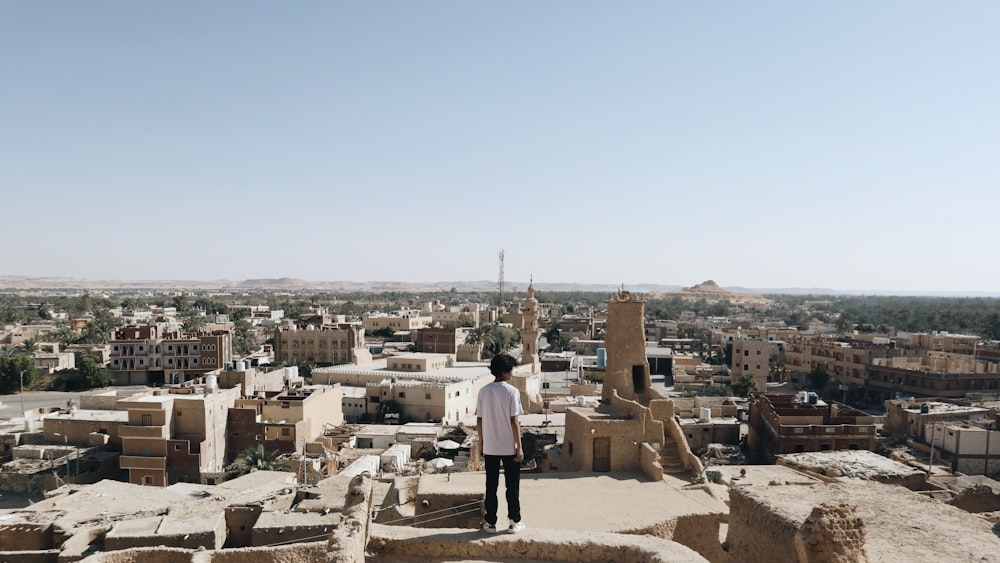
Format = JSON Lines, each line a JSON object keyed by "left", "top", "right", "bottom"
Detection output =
{"left": 562, "top": 397, "right": 663, "bottom": 473}
{"left": 456, "top": 343, "right": 481, "bottom": 362}
{"left": 362, "top": 315, "right": 431, "bottom": 332}
{"left": 367, "top": 524, "right": 708, "bottom": 562}
{"left": 325, "top": 474, "right": 373, "bottom": 563}
{"left": 663, "top": 414, "right": 705, "bottom": 475}
{"left": 602, "top": 293, "right": 651, "bottom": 402}
{"left": 224, "top": 506, "right": 261, "bottom": 549}
{"left": 0, "top": 521, "right": 52, "bottom": 550}
{"left": 80, "top": 544, "right": 328, "bottom": 563}
{"left": 726, "top": 487, "right": 801, "bottom": 562}
{"left": 0, "top": 550, "right": 61, "bottom": 562}
{"left": 304, "top": 386, "right": 344, "bottom": 441}
{"left": 639, "top": 442, "right": 664, "bottom": 480}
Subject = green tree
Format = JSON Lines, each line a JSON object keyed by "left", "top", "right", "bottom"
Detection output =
{"left": 769, "top": 352, "right": 788, "bottom": 383}
{"left": 482, "top": 326, "right": 520, "bottom": 357}
{"left": 49, "top": 324, "right": 78, "bottom": 348}
{"left": 172, "top": 295, "right": 192, "bottom": 314}
{"left": 377, "top": 398, "right": 405, "bottom": 423}
{"left": 807, "top": 365, "right": 830, "bottom": 391}
{"left": 20, "top": 338, "right": 38, "bottom": 355}
{"left": 226, "top": 445, "right": 289, "bottom": 478}
{"left": 544, "top": 325, "right": 568, "bottom": 353}
{"left": 465, "top": 326, "right": 490, "bottom": 345}
{"left": 0, "top": 355, "right": 37, "bottom": 394}
{"left": 182, "top": 314, "right": 205, "bottom": 334}
{"left": 79, "top": 354, "right": 113, "bottom": 389}
{"left": 731, "top": 373, "right": 758, "bottom": 398}
{"left": 233, "top": 320, "right": 258, "bottom": 356}
{"left": 79, "top": 291, "right": 93, "bottom": 315}
{"left": 370, "top": 326, "right": 396, "bottom": 339}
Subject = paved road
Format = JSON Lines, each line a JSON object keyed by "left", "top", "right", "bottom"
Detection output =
{"left": 0, "top": 391, "right": 83, "bottom": 420}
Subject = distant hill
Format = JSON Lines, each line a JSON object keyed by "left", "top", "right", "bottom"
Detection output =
{"left": 0, "top": 275, "right": 997, "bottom": 297}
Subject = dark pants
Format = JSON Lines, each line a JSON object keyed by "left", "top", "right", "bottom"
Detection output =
{"left": 483, "top": 454, "right": 520, "bottom": 525}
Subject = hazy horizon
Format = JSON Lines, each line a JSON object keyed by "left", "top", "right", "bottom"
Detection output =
{"left": 4, "top": 3, "right": 999, "bottom": 293}
{"left": 2, "top": 273, "right": 999, "bottom": 297}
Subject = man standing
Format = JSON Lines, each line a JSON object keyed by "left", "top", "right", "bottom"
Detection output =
{"left": 477, "top": 353, "right": 525, "bottom": 533}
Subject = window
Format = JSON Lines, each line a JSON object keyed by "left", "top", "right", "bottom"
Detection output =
{"left": 141, "top": 414, "right": 152, "bottom": 426}
{"left": 142, "top": 476, "right": 153, "bottom": 485}
{"left": 174, "top": 444, "right": 183, "bottom": 451}
{"left": 398, "top": 392, "right": 406, "bottom": 398}
{"left": 281, "top": 401, "right": 290, "bottom": 408}
{"left": 743, "top": 364, "right": 749, "bottom": 371}
{"left": 425, "top": 393, "right": 431, "bottom": 400}
{"left": 743, "top": 350, "right": 749, "bottom": 357}
{"left": 281, "top": 428, "right": 290, "bottom": 436}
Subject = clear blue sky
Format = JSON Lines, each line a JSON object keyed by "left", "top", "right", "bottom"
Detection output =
{"left": 3, "top": 2, "right": 998, "bottom": 293}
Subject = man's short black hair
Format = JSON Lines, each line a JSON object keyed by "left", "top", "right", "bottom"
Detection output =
{"left": 489, "top": 353, "right": 518, "bottom": 377}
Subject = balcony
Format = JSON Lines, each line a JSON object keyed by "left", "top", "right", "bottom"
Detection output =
{"left": 120, "top": 455, "right": 167, "bottom": 470}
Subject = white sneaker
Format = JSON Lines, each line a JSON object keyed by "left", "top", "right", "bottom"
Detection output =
{"left": 509, "top": 521, "right": 525, "bottom": 533}
{"left": 482, "top": 522, "right": 498, "bottom": 533}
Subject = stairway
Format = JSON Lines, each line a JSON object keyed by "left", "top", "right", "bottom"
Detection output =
{"left": 658, "top": 438, "right": 688, "bottom": 477}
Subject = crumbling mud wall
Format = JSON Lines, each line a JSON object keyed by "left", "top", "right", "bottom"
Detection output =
{"left": 325, "top": 473, "right": 373, "bottom": 563}
{"left": 726, "top": 487, "right": 801, "bottom": 562}
{"left": 80, "top": 547, "right": 199, "bottom": 563}
{"left": 727, "top": 488, "right": 871, "bottom": 563}
{"left": 951, "top": 484, "right": 1000, "bottom": 514}
{"left": 0, "top": 550, "right": 59, "bottom": 563}
{"left": 367, "top": 523, "right": 708, "bottom": 562}
{"left": 793, "top": 502, "right": 868, "bottom": 563}
{"left": 621, "top": 511, "right": 726, "bottom": 563}
{"left": 79, "top": 543, "right": 327, "bottom": 563}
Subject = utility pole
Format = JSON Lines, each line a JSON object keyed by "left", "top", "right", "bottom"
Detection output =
{"left": 19, "top": 370, "right": 26, "bottom": 421}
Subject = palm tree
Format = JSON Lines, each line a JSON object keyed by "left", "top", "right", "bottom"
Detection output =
{"left": 226, "top": 445, "right": 288, "bottom": 478}
{"left": 20, "top": 338, "right": 38, "bottom": 355}
{"left": 182, "top": 314, "right": 205, "bottom": 335}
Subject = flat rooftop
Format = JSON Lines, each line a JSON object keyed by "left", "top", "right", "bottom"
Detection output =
{"left": 317, "top": 359, "right": 494, "bottom": 382}
{"left": 903, "top": 401, "right": 987, "bottom": 415}
{"left": 417, "top": 471, "right": 727, "bottom": 533}
{"left": 734, "top": 481, "right": 1000, "bottom": 562}
{"left": 777, "top": 450, "right": 923, "bottom": 480}
{"left": 678, "top": 417, "right": 739, "bottom": 425}
{"left": 43, "top": 410, "right": 128, "bottom": 422}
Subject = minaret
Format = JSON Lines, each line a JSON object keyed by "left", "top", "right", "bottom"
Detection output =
{"left": 520, "top": 278, "right": 540, "bottom": 374}
{"left": 602, "top": 288, "right": 651, "bottom": 402}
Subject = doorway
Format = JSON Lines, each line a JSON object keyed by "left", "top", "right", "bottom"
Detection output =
{"left": 593, "top": 437, "right": 610, "bottom": 472}
{"left": 632, "top": 365, "right": 646, "bottom": 392}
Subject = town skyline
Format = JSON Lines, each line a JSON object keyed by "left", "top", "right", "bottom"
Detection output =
{"left": 2, "top": 273, "right": 999, "bottom": 298}
{"left": 4, "top": 3, "right": 1000, "bottom": 293}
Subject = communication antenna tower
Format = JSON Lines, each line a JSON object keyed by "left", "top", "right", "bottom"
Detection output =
{"left": 498, "top": 249, "right": 505, "bottom": 309}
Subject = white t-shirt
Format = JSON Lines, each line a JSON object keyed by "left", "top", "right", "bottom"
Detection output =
{"left": 476, "top": 380, "right": 524, "bottom": 456}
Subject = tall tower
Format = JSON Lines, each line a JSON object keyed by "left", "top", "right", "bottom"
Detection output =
{"left": 602, "top": 288, "right": 652, "bottom": 403}
{"left": 520, "top": 278, "right": 540, "bottom": 374}
{"left": 497, "top": 249, "right": 505, "bottom": 310}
